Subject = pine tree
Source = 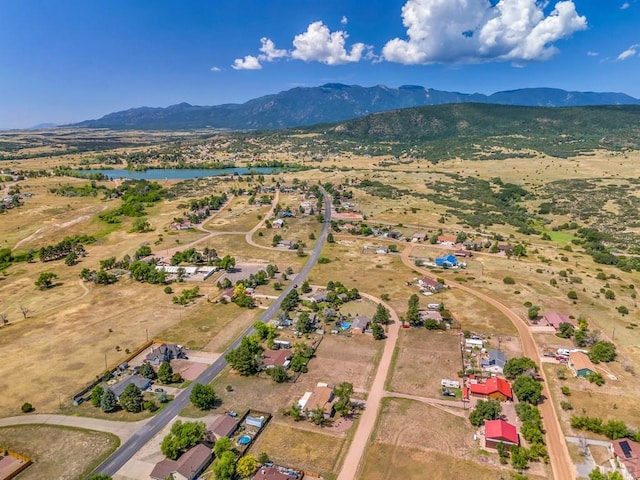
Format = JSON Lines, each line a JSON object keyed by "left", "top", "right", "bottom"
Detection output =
{"left": 100, "top": 388, "right": 118, "bottom": 413}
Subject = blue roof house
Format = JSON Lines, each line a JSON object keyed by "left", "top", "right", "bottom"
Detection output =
{"left": 435, "top": 254, "right": 458, "bottom": 268}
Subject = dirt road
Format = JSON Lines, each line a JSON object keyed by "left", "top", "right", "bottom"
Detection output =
{"left": 336, "top": 293, "right": 401, "bottom": 480}
{"left": 401, "top": 245, "right": 574, "bottom": 480}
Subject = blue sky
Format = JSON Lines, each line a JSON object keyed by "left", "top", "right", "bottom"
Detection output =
{"left": 0, "top": 0, "right": 638, "bottom": 129}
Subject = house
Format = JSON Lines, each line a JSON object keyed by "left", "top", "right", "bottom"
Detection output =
{"left": 351, "top": 315, "right": 370, "bottom": 334}
{"left": 252, "top": 466, "right": 298, "bottom": 480}
{"left": 411, "top": 232, "right": 427, "bottom": 243}
{"left": 306, "top": 291, "right": 327, "bottom": 303}
{"left": 298, "top": 382, "right": 335, "bottom": 418}
{"left": 437, "top": 235, "right": 458, "bottom": 245}
{"left": 418, "top": 277, "right": 446, "bottom": 293}
{"left": 150, "top": 443, "right": 212, "bottom": 480}
{"left": 111, "top": 375, "right": 151, "bottom": 399}
{"left": 435, "top": 254, "right": 458, "bottom": 268}
{"left": 542, "top": 312, "right": 574, "bottom": 331}
{"left": 611, "top": 438, "right": 640, "bottom": 480}
{"left": 469, "top": 377, "right": 513, "bottom": 402}
{"left": 498, "top": 244, "right": 514, "bottom": 254}
{"left": 420, "top": 310, "right": 443, "bottom": 324}
{"left": 454, "top": 249, "right": 473, "bottom": 257}
{"left": 465, "top": 338, "right": 484, "bottom": 349}
{"left": 272, "top": 219, "right": 284, "bottom": 228}
{"left": 208, "top": 414, "right": 240, "bottom": 440}
{"left": 277, "top": 240, "right": 294, "bottom": 249}
{"left": 569, "top": 351, "right": 596, "bottom": 378}
{"left": 384, "top": 231, "right": 402, "bottom": 239}
{"left": 146, "top": 343, "right": 187, "bottom": 366}
{"left": 481, "top": 349, "right": 507, "bottom": 374}
{"left": 261, "top": 349, "right": 292, "bottom": 369}
{"left": 484, "top": 419, "right": 520, "bottom": 449}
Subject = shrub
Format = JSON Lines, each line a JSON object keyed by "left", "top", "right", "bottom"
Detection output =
{"left": 21, "top": 402, "right": 34, "bottom": 413}
{"left": 503, "top": 277, "right": 516, "bottom": 284}
{"left": 560, "top": 401, "right": 573, "bottom": 411}
{"left": 567, "top": 290, "right": 578, "bottom": 300}
{"left": 561, "top": 386, "right": 571, "bottom": 396}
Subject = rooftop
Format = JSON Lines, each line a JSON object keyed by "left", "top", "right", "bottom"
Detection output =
{"left": 569, "top": 351, "right": 596, "bottom": 372}
{"left": 469, "top": 377, "right": 512, "bottom": 399}
{"left": 485, "top": 419, "right": 519, "bottom": 445}
{"left": 208, "top": 414, "right": 240, "bottom": 439}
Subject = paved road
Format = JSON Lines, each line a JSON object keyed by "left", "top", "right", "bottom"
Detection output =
{"left": 336, "top": 293, "right": 400, "bottom": 480}
{"left": 92, "top": 188, "right": 331, "bottom": 477}
{"left": 401, "top": 245, "right": 575, "bottom": 480}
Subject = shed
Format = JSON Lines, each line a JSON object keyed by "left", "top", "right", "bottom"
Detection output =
{"left": 485, "top": 419, "right": 519, "bottom": 449}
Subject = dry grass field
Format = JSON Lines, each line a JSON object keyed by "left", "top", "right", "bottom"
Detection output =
{"left": 0, "top": 425, "right": 118, "bottom": 480}
{"left": 387, "top": 330, "right": 463, "bottom": 396}
{"left": 204, "top": 196, "right": 271, "bottom": 232}
{"left": 248, "top": 421, "right": 346, "bottom": 477}
{"left": 359, "top": 397, "right": 550, "bottom": 479}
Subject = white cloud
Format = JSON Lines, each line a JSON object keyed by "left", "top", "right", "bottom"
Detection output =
{"left": 587, "top": 51, "right": 598, "bottom": 56}
{"left": 620, "top": 2, "right": 630, "bottom": 9}
{"left": 258, "top": 37, "right": 288, "bottom": 61}
{"left": 231, "top": 55, "right": 262, "bottom": 70}
{"left": 210, "top": 66, "right": 222, "bottom": 72}
{"left": 291, "top": 21, "right": 370, "bottom": 65}
{"left": 382, "top": 0, "right": 587, "bottom": 64}
{"left": 340, "top": 16, "right": 348, "bottom": 25}
{"left": 616, "top": 44, "right": 640, "bottom": 60}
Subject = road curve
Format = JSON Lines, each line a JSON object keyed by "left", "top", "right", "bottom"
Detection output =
{"left": 336, "top": 292, "right": 401, "bottom": 480}
{"left": 401, "top": 245, "right": 574, "bottom": 480}
{"left": 91, "top": 188, "right": 332, "bottom": 477}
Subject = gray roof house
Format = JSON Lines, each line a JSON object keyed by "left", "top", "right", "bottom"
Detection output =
{"left": 352, "top": 315, "right": 370, "bottom": 334}
{"left": 111, "top": 375, "right": 151, "bottom": 399}
{"left": 150, "top": 443, "right": 212, "bottom": 480}
{"left": 481, "top": 349, "right": 507, "bottom": 374}
{"left": 146, "top": 343, "right": 187, "bottom": 366}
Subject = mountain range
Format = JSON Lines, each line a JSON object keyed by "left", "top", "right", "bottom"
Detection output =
{"left": 73, "top": 84, "right": 640, "bottom": 131}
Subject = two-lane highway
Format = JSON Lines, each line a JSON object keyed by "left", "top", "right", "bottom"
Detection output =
{"left": 92, "top": 188, "right": 331, "bottom": 477}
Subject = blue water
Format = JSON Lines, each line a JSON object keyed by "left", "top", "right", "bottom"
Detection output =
{"left": 75, "top": 167, "right": 285, "bottom": 180}
{"left": 341, "top": 322, "right": 351, "bottom": 330}
{"left": 238, "top": 435, "right": 252, "bottom": 445}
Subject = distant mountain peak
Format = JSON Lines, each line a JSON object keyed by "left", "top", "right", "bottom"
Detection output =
{"left": 72, "top": 84, "right": 640, "bottom": 131}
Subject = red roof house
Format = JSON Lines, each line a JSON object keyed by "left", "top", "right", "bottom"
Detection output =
{"left": 484, "top": 419, "right": 520, "bottom": 449}
{"left": 469, "top": 377, "right": 513, "bottom": 402}
{"left": 542, "top": 312, "right": 574, "bottom": 330}
{"left": 612, "top": 438, "right": 640, "bottom": 480}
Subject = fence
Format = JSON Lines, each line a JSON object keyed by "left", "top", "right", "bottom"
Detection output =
{"left": 72, "top": 338, "right": 169, "bottom": 404}
{"left": 0, "top": 450, "right": 32, "bottom": 480}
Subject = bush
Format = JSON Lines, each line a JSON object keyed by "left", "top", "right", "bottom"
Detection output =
{"left": 318, "top": 257, "right": 331, "bottom": 264}
{"left": 503, "top": 277, "right": 516, "bottom": 285}
{"left": 560, "top": 401, "right": 573, "bottom": 411}
{"left": 21, "top": 402, "right": 34, "bottom": 413}
{"left": 561, "top": 386, "right": 571, "bottom": 396}
{"left": 567, "top": 290, "right": 578, "bottom": 300}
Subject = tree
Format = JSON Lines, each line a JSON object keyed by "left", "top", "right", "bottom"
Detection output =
{"left": 310, "top": 407, "right": 327, "bottom": 425}
{"left": 372, "top": 303, "right": 390, "bottom": 325}
{"left": 225, "top": 335, "right": 262, "bottom": 376}
{"left": 296, "top": 312, "right": 315, "bottom": 334}
{"left": 190, "top": 383, "right": 218, "bottom": 410}
{"left": 21, "top": 402, "right": 34, "bottom": 413}
{"left": 301, "top": 280, "right": 311, "bottom": 293}
{"left": 213, "top": 451, "right": 236, "bottom": 480}
{"left": 406, "top": 294, "right": 421, "bottom": 326}
{"left": 587, "top": 372, "right": 606, "bottom": 386}
{"left": 288, "top": 402, "right": 303, "bottom": 421}
{"left": 503, "top": 357, "right": 537, "bottom": 380}
{"left": 589, "top": 341, "right": 617, "bottom": 363}
{"left": 161, "top": 420, "right": 206, "bottom": 460}
{"left": 19, "top": 305, "right": 29, "bottom": 319}
{"left": 468, "top": 400, "right": 502, "bottom": 426}
{"left": 513, "top": 244, "right": 527, "bottom": 257}
{"left": 0, "top": 313, "right": 7, "bottom": 327}
{"left": 100, "top": 388, "right": 118, "bottom": 413}
{"left": 91, "top": 385, "right": 104, "bottom": 407}
{"left": 327, "top": 232, "right": 335, "bottom": 243}
{"left": 297, "top": 244, "right": 305, "bottom": 257}
{"left": 589, "top": 469, "right": 624, "bottom": 480}
{"left": 65, "top": 251, "right": 78, "bottom": 266}
{"left": 236, "top": 454, "right": 259, "bottom": 477}
{"left": 119, "top": 383, "right": 144, "bottom": 413}
{"left": 217, "top": 255, "right": 236, "bottom": 271}
{"left": 213, "top": 436, "right": 233, "bottom": 458}
{"left": 334, "top": 382, "right": 353, "bottom": 416}
{"left": 140, "top": 363, "right": 157, "bottom": 380}
{"left": 512, "top": 375, "right": 543, "bottom": 405}
{"left": 131, "top": 217, "right": 152, "bottom": 233}
{"left": 567, "top": 290, "right": 578, "bottom": 300}
{"left": 527, "top": 305, "right": 540, "bottom": 320}
{"left": 281, "top": 289, "right": 300, "bottom": 312}
{"left": 511, "top": 445, "right": 529, "bottom": 471}
{"left": 35, "top": 271, "right": 57, "bottom": 289}
{"left": 371, "top": 323, "right": 385, "bottom": 340}
{"left": 557, "top": 322, "right": 575, "bottom": 339}
{"left": 158, "top": 361, "right": 174, "bottom": 384}
{"left": 267, "top": 365, "right": 289, "bottom": 383}
{"left": 86, "top": 475, "right": 113, "bottom": 480}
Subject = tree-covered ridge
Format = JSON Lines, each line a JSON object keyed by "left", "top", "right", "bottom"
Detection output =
{"left": 307, "top": 103, "right": 640, "bottom": 160}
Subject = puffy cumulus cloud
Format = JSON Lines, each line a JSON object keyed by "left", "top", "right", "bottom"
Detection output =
{"left": 341, "top": 16, "right": 348, "bottom": 25}
{"left": 258, "top": 37, "right": 288, "bottom": 61}
{"left": 382, "top": 0, "right": 587, "bottom": 64}
{"left": 291, "top": 21, "right": 370, "bottom": 65}
{"left": 620, "top": 2, "right": 630, "bottom": 9}
{"left": 231, "top": 55, "right": 262, "bottom": 70}
{"left": 210, "top": 66, "right": 222, "bottom": 72}
{"left": 617, "top": 44, "right": 639, "bottom": 61}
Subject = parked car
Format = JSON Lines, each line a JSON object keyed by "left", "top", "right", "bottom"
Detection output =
{"left": 154, "top": 388, "right": 165, "bottom": 393}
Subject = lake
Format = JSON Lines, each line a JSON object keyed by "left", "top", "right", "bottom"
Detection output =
{"left": 76, "top": 167, "right": 286, "bottom": 180}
